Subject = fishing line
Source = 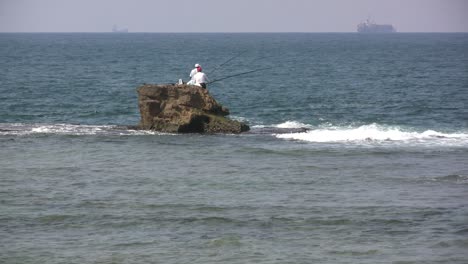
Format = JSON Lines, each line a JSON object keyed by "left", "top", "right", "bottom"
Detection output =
{"left": 209, "top": 50, "right": 249, "bottom": 75}
{"left": 208, "top": 67, "right": 273, "bottom": 85}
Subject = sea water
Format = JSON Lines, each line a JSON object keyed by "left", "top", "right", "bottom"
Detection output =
{"left": 1, "top": 33, "right": 467, "bottom": 263}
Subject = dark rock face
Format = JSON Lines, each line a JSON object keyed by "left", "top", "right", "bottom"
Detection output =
{"left": 137, "top": 84, "right": 249, "bottom": 133}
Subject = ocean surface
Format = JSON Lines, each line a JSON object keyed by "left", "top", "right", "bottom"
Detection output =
{"left": 1, "top": 33, "right": 467, "bottom": 263}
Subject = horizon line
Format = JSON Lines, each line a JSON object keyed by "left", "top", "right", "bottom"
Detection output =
{"left": 1, "top": 31, "right": 468, "bottom": 34}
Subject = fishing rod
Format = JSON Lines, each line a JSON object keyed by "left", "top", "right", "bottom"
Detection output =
{"left": 209, "top": 50, "right": 248, "bottom": 75}
{"left": 208, "top": 67, "right": 273, "bottom": 85}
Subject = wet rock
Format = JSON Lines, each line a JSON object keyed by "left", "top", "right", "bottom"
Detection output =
{"left": 137, "top": 84, "right": 249, "bottom": 133}
{"left": 247, "top": 127, "right": 310, "bottom": 134}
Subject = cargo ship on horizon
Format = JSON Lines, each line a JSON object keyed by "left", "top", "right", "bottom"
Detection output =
{"left": 112, "top": 25, "right": 128, "bottom": 33}
{"left": 357, "top": 19, "right": 396, "bottom": 33}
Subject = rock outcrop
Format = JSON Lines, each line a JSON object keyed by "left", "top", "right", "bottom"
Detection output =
{"left": 137, "top": 84, "right": 249, "bottom": 133}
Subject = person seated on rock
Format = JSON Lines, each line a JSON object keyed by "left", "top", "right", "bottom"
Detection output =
{"left": 190, "top": 64, "right": 200, "bottom": 79}
{"left": 193, "top": 66, "right": 209, "bottom": 89}
{"left": 187, "top": 63, "right": 200, "bottom": 84}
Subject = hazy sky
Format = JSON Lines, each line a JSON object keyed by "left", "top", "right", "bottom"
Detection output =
{"left": 1, "top": 0, "right": 467, "bottom": 32}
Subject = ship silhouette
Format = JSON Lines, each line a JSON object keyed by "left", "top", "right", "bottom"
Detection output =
{"left": 112, "top": 25, "right": 128, "bottom": 33}
{"left": 357, "top": 19, "right": 396, "bottom": 33}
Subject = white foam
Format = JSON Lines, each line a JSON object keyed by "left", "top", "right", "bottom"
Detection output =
{"left": 252, "top": 121, "right": 314, "bottom": 129}
{"left": 230, "top": 115, "right": 248, "bottom": 123}
{"left": 31, "top": 124, "right": 106, "bottom": 135}
{"left": 275, "top": 121, "right": 312, "bottom": 129}
{"left": 275, "top": 123, "right": 468, "bottom": 146}
{"left": 0, "top": 123, "right": 169, "bottom": 136}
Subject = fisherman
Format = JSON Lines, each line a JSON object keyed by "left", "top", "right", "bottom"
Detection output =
{"left": 193, "top": 66, "right": 209, "bottom": 89}
{"left": 189, "top": 63, "right": 200, "bottom": 80}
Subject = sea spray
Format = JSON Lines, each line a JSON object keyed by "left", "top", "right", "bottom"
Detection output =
{"left": 274, "top": 122, "right": 468, "bottom": 146}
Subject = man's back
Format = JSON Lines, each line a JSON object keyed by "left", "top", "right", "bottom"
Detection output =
{"left": 194, "top": 72, "right": 209, "bottom": 84}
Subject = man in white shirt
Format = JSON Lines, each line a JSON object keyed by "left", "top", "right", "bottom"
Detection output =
{"left": 193, "top": 67, "right": 209, "bottom": 89}
{"left": 189, "top": 63, "right": 200, "bottom": 80}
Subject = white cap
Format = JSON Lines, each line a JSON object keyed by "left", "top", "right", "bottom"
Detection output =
{"left": 194, "top": 63, "right": 200, "bottom": 68}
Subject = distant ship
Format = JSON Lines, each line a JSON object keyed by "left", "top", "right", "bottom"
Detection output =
{"left": 357, "top": 19, "right": 396, "bottom": 33}
{"left": 112, "top": 25, "right": 128, "bottom": 33}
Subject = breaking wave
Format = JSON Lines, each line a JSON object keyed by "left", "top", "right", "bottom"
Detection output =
{"left": 273, "top": 122, "right": 468, "bottom": 146}
{"left": 2, "top": 122, "right": 468, "bottom": 147}
{"left": 0, "top": 123, "right": 164, "bottom": 136}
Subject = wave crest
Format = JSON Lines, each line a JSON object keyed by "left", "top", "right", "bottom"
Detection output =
{"left": 0, "top": 123, "right": 164, "bottom": 136}
{"left": 275, "top": 123, "right": 468, "bottom": 146}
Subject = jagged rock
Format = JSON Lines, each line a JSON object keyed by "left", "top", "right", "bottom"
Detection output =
{"left": 246, "top": 127, "right": 310, "bottom": 134}
{"left": 137, "top": 84, "right": 249, "bottom": 133}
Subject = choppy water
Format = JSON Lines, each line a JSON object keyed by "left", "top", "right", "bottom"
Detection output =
{"left": 1, "top": 33, "right": 468, "bottom": 263}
